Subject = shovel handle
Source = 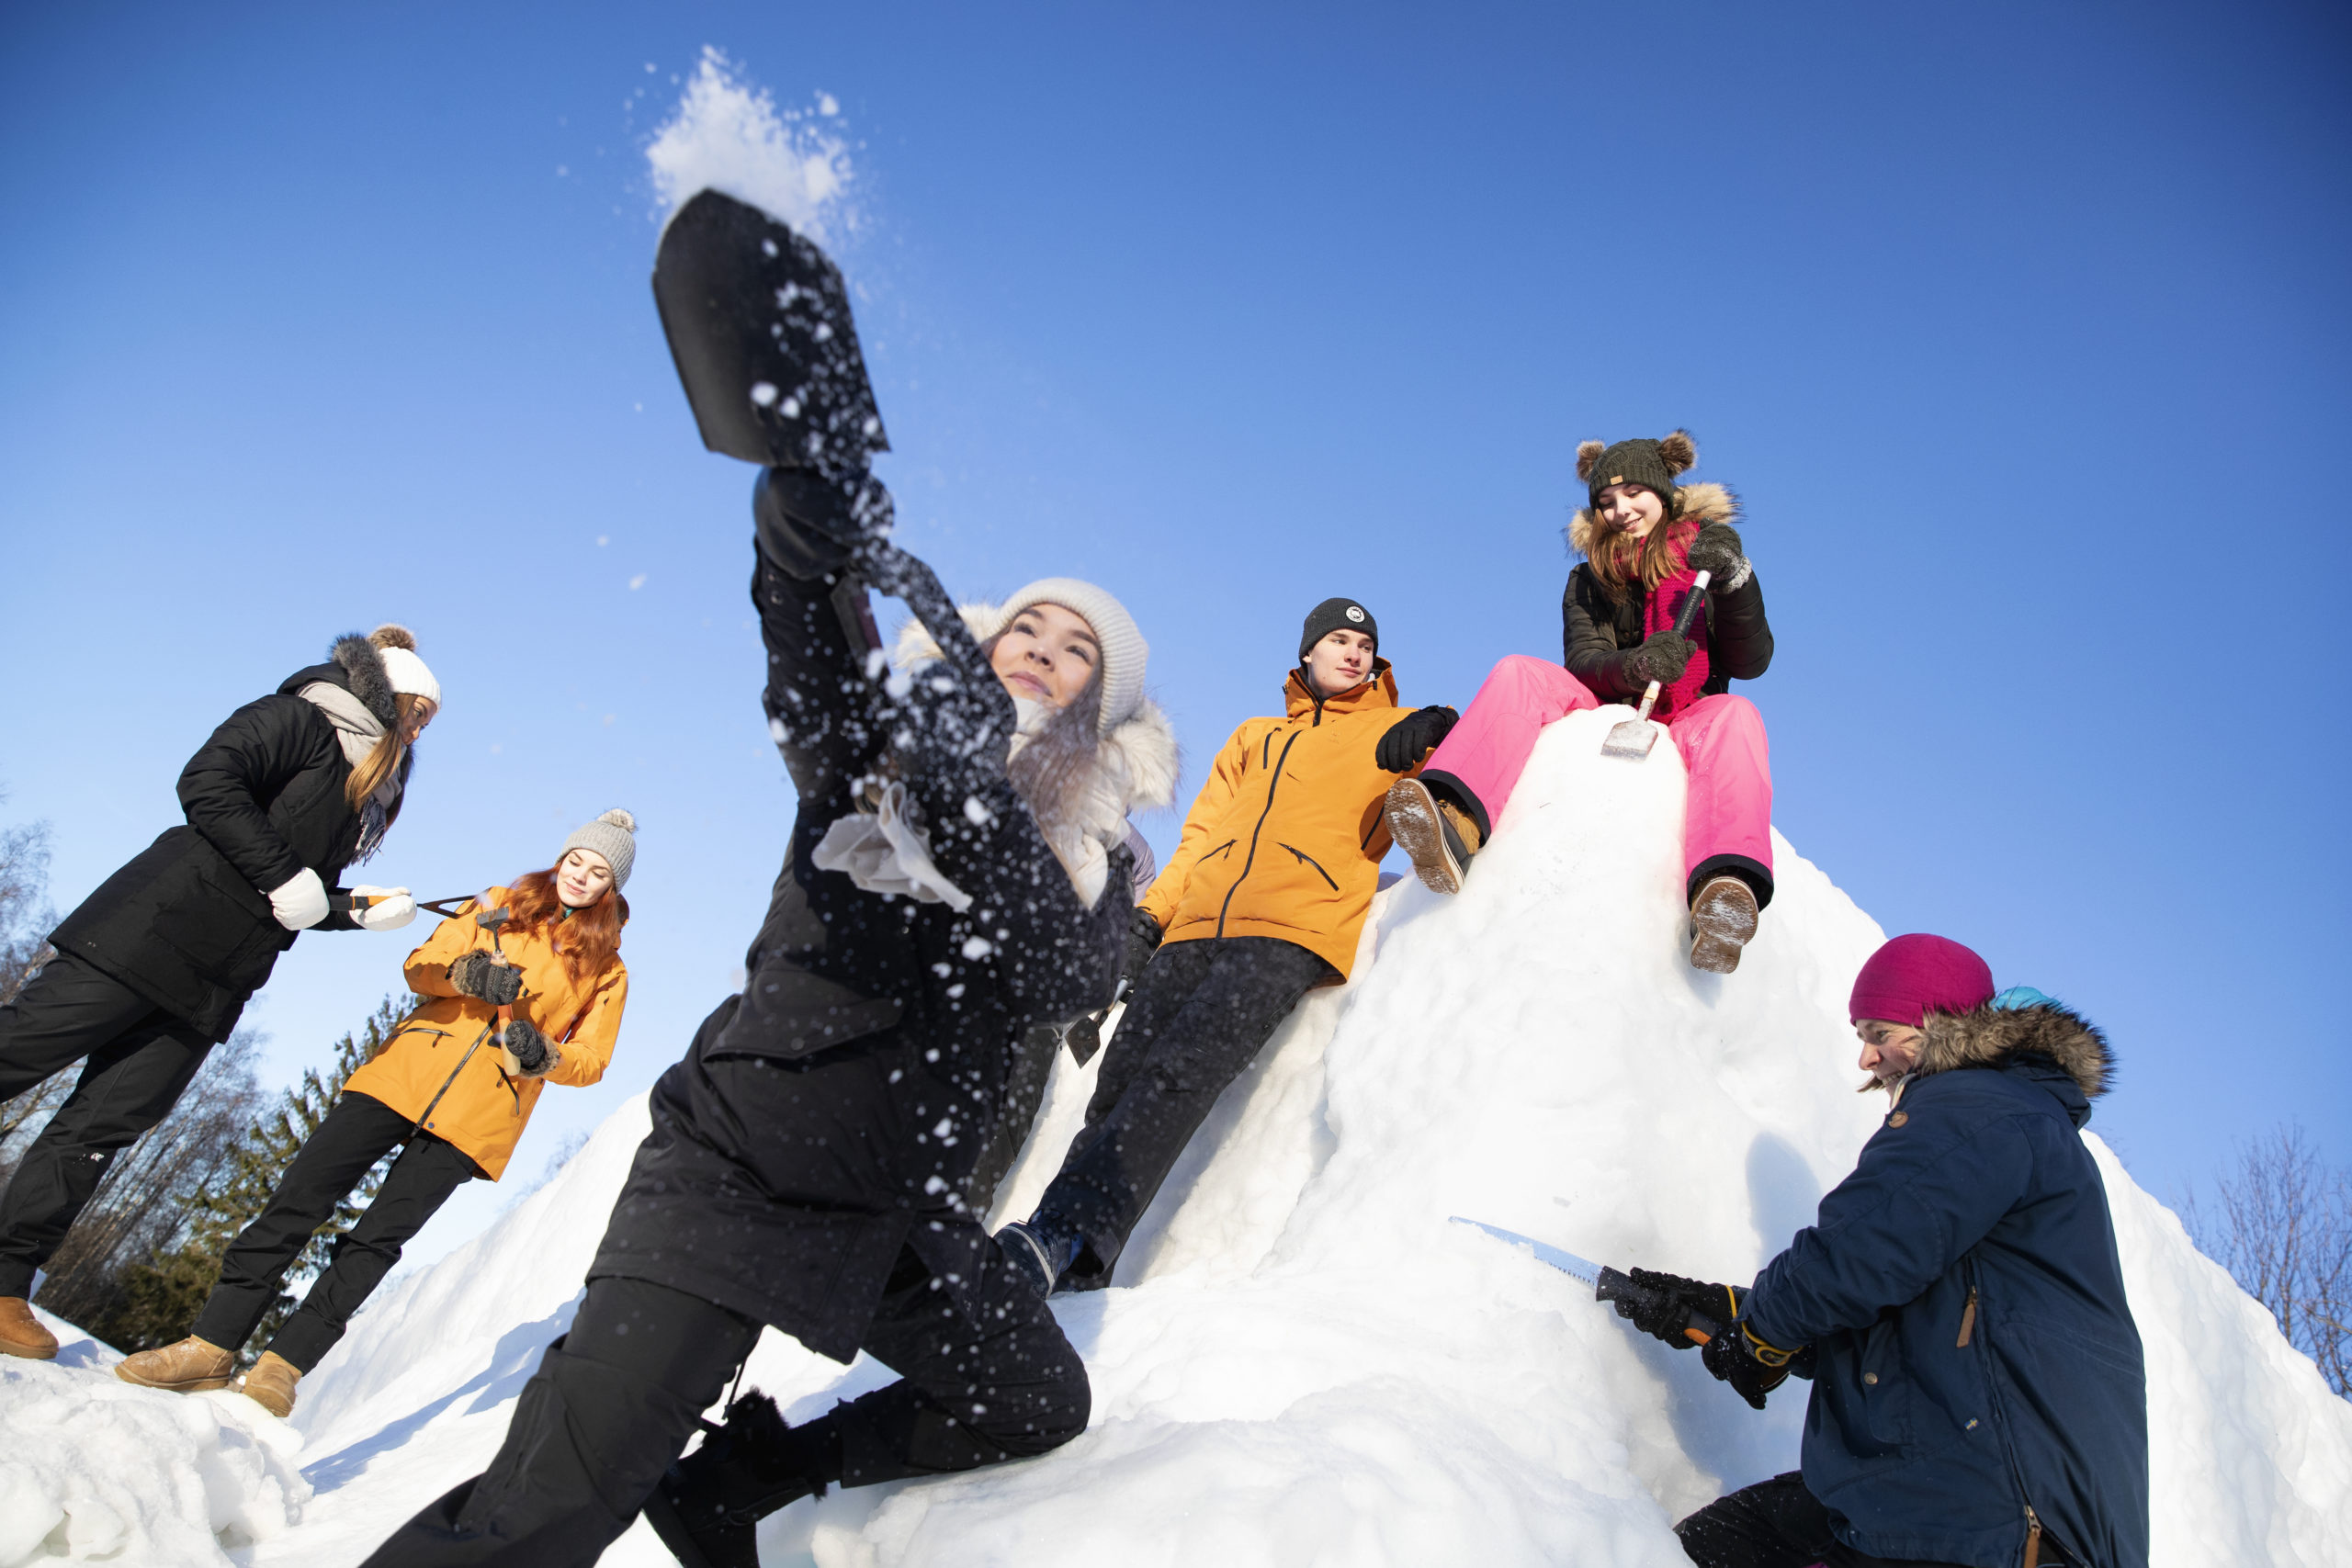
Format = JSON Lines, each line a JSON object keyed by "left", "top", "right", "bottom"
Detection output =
{"left": 1670, "top": 569, "right": 1713, "bottom": 637}
{"left": 1595, "top": 1265, "right": 1727, "bottom": 1346}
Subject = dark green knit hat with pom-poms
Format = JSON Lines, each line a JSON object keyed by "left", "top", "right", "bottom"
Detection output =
{"left": 1577, "top": 430, "right": 1698, "bottom": 515}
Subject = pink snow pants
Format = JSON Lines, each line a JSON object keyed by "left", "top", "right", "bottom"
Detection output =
{"left": 1420, "top": 655, "right": 1773, "bottom": 894}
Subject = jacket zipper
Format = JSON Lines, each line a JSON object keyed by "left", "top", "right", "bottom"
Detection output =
{"left": 1962, "top": 1257, "right": 2048, "bottom": 1568}
{"left": 1216, "top": 728, "right": 1303, "bottom": 937}
{"left": 1956, "top": 1285, "right": 1977, "bottom": 1348}
{"left": 413, "top": 1018, "right": 496, "bottom": 1133}
{"left": 1281, "top": 842, "right": 1339, "bottom": 891}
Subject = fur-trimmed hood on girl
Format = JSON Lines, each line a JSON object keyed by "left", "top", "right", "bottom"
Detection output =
{"left": 1565, "top": 479, "right": 1739, "bottom": 558}
{"left": 896, "top": 604, "right": 1180, "bottom": 906}
{"left": 1913, "top": 998, "right": 2114, "bottom": 1101}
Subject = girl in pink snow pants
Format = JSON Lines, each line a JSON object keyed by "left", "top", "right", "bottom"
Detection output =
{"left": 1383, "top": 430, "right": 1779, "bottom": 973}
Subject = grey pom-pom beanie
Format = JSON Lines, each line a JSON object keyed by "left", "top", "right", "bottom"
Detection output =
{"left": 562, "top": 808, "right": 639, "bottom": 892}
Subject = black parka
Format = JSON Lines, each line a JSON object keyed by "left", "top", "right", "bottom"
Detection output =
{"left": 589, "top": 544, "right": 1128, "bottom": 1361}
{"left": 50, "top": 637, "right": 412, "bottom": 1041}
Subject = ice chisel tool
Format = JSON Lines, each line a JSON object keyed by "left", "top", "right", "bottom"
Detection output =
{"left": 1599, "top": 569, "right": 1712, "bottom": 761}
{"left": 1449, "top": 1216, "right": 1724, "bottom": 1345}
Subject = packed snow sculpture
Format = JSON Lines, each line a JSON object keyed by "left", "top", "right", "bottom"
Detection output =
{"left": 6, "top": 705, "right": 2348, "bottom": 1566}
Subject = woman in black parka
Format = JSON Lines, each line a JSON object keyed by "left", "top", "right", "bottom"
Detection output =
{"left": 0, "top": 626, "right": 439, "bottom": 1360}
{"left": 367, "top": 466, "right": 1157, "bottom": 1568}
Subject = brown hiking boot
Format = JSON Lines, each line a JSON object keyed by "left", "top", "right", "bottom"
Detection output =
{"left": 115, "top": 1335, "right": 235, "bottom": 1393}
{"left": 238, "top": 1350, "right": 300, "bottom": 1418}
{"left": 1690, "top": 874, "right": 1760, "bottom": 974}
{"left": 0, "top": 1297, "right": 58, "bottom": 1360}
{"left": 1385, "top": 777, "right": 1482, "bottom": 896}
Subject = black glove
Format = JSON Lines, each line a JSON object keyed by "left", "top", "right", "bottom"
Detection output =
{"left": 1119, "top": 908, "right": 1164, "bottom": 996}
{"left": 447, "top": 951, "right": 522, "bottom": 1007}
{"left": 1623, "top": 629, "right": 1695, "bottom": 688}
{"left": 1698, "top": 1295, "right": 1798, "bottom": 1412}
{"left": 753, "top": 465, "right": 894, "bottom": 580}
{"left": 503, "top": 1016, "right": 554, "bottom": 1077}
{"left": 1614, "top": 1268, "right": 1736, "bottom": 1348}
{"left": 1375, "top": 706, "right": 1459, "bottom": 773}
{"left": 1685, "top": 523, "right": 1751, "bottom": 592}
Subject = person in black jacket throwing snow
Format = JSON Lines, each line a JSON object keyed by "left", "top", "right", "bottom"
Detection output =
{"left": 365, "top": 196, "right": 1160, "bottom": 1568}
{"left": 0, "top": 625, "right": 440, "bottom": 1360}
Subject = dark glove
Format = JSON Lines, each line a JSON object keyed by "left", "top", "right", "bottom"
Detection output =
{"left": 1118, "top": 908, "right": 1164, "bottom": 997}
{"left": 1375, "top": 706, "right": 1459, "bottom": 773}
{"left": 1685, "top": 523, "right": 1751, "bottom": 592}
{"left": 753, "top": 466, "right": 894, "bottom": 579}
{"left": 447, "top": 950, "right": 522, "bottom": 1007}
{"left": 1699, "top": 1295, "right": 1799, "bottom": 1412}
{"left": 1613, "top": 1268, "right": 1736, "bottom": 1348}
{"left": 503, "top": 1016, "right": 554, "bottom": 1077}
{"left": 1623, "top": 629, "right": 1695, "bottom": 688}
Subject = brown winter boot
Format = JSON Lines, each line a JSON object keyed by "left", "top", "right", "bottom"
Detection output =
{"left": 114, "top": 1335, "right": 236, "bottom": 1393}
{"left": 1385, "top": 777, "right": 1483, "bottom": 896}
{"left": 1689, "top": 874, "right": 1760, "bottom": 974}
{"left": 238, "top": 1350, "right": 300, "bottom": 1418}
{"left": 0, "top": 1297, "right": 58, "bottom": 1359}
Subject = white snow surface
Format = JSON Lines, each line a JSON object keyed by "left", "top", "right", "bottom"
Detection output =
{"left": 10, "top": 705, "right": 2350, "bottom": 1565}
{"left": 648, "top": 48, "right": 855, "bottom": 243}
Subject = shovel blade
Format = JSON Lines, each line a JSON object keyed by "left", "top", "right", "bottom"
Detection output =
{"left": 1600, "top": 716, "right": 1662, "bottom": 760}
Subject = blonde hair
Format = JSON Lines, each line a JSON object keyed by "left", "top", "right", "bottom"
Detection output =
{"left": 345, "top": 691, "right": 429, "bottom": 810}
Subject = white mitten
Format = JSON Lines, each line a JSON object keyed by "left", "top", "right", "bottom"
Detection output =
{"left": 268, "top": 868, "right": 330, "bottom": 931}
{"left": 349, "top": 886, "right": 418, "bottom": 931}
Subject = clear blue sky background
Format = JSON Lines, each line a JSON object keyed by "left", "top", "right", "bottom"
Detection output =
{"left": 3, "top": 1, "right": 2345, "bottom": 1265}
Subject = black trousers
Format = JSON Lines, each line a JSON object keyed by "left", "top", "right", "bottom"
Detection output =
{"left": 362, "top": 1241, "right": 1091, "bottom": 1567}
{"left": 1676, "top": 1473, "right": 2076, "bottom": 1568}
{"left": 192, "top": 1089, "right": 481, "bottom": 1371}
{"left": 968, "top": 1021, "right": 1064, "bottom": 1215}
{"left": 0, "top": 953, "right": 215, "bottom": 1297}
{"left": 1034, "top": 935, "right": 1335, "bottom": 1290}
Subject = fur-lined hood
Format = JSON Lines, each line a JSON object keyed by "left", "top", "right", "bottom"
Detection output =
{"left": 1565, "top": 480, "right": 1739, "bottom": 558}
{"left": 322, "top": 632, "right": 399, "bottom": 728}
{"left": 1915, "top": 998, "right": 2113, "bottom": 1102}
{"left": 894, "top": 604, "right": 1180, "bottom": 814}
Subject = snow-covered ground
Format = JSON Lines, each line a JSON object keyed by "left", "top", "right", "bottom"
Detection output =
{"left": 6, "top": 704, "right": 2349, "bottom": 1566}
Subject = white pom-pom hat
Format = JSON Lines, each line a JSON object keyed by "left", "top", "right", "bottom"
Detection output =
{"left": 562, "top": 808, "right": 639, "bottom": 893}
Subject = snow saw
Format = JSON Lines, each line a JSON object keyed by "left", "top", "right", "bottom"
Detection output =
{"left": 1598, "top": 569, "right": 1713, "bottom": 762}
{"left": 1449, "top": 1216, "right": 1725, "bottom": 1345}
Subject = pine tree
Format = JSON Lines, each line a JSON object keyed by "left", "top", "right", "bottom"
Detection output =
{"left": 100, "top": 996, "right": 411, "bottom": 1355}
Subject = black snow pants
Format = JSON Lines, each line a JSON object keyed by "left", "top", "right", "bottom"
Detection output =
{"left": 0, "top": 953, "right": 216, "bottom": 1297}
{"left": 1675, "top": 1473, "right": 2078, "bottom": 1568}
{"left": 193, "top": 1089, "right": 481, "bottom": 1371}
{"left": 1032, "top": 934, "right": 1335, "bottom": 1290}
{"left": 361, "top": 1241, "right": 1091, "bottom": 1567}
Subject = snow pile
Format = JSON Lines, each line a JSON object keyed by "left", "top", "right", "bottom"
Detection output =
{"left": 40, "top": 702, "right": 2346, "bottom": 1565}
{"left": 0, "top": 1309, "right": 308, "bottom": 1566}
{"left": 648, "top": 48, "right": 855, "bottom": 242}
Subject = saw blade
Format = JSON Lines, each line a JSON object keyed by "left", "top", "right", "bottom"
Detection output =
{"left": 1449, "top": 1216, "right": 1602, "bottom": 1288}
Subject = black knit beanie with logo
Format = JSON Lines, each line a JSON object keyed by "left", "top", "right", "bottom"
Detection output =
{"left": 1298, "top": 596, "right": 1379, "bottom": 661}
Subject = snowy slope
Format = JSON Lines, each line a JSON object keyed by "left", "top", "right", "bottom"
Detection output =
{"left": 13, "top": 703, "right": 2349, "bottom": 1566}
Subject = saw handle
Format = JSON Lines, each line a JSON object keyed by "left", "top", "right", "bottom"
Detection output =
{"left": 1595, "top": 1264, "right": 1726, "bottom": 1345}
{"left": 1628, "top": 569, "right": 1713, "bottom": 723}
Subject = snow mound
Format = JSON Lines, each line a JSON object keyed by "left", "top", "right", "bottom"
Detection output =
{"left": 196, "top": 705, "right": 2352, "bottom": 1563}
{"left": 0, "top": 1313, "right": 308, "bottom": 1568}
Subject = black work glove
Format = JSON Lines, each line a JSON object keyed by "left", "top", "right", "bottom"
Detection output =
{"left": 1374, "top": 706, "right": 1460, "bottom": 773}
{"left": 1685, "top": 523, "right": 1751, "bottom": 592}
{"left": 1119, "top": 908, "right": 1164, "bottom": 997}
{"left": 1623, "top": 629, "right": 1695, "bottom": 688}
{"left": 752, "top": 465, "right": 895, "bottom": 580}
{"left": 1614, "top": 1268, "right": 1736, "bottom": 1348}
{"left": 503, "top": 1016, "right": 554, "bottom": 1077}
{"left": 447, "top": 951, "right": 522, "bottom": 1007}
{"left": 1698, "top": 1292, "right": 1798, "bottom": 1412}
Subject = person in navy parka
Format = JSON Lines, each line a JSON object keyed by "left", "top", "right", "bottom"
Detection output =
{"left": 1622, "top": 935, "right": 2149, "bottom": 1568}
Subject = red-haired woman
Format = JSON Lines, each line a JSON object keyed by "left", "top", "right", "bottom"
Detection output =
{"left": 115, "top": 809, "right": 638, "bottom": 1418}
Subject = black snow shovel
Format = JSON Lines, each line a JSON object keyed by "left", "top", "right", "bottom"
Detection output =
{"left": 1599, "top": 569, "right": 1713, "bottom": 761}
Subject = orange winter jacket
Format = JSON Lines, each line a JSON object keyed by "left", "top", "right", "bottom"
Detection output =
{"left": 340, "top": 887, "right": 628, "bottom": 1179}
{"left": 1143, "top": 664, "right": 1417, "bottom": 978}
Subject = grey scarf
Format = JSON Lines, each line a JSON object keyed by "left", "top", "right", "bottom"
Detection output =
{"left": 300, "top": 682, "right": 401, "bottom": 862}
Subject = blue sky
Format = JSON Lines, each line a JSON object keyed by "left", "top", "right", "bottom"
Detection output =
{"left": 3, "top": 0, "right": 2346, "bottom": 1262}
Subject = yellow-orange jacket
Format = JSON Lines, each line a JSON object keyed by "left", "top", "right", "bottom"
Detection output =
{"left": 340, "top": 887, "right": 627, "bottom": 1179}
{"left": 1143, "top": 664, "right": 1417, "bottom": 978}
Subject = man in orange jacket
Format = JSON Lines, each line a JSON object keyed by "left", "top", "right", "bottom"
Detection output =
{"left": 999, "top": 597, "right": 1456, "bottom": 1294}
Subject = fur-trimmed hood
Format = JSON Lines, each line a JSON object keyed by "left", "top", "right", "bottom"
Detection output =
{"left": 1566, "top": 479, "right": 1739, "bottom": 558}
{"left": 322, "top": 632, "right": 399, "bottom": 728}
{"left": 1914, "top": 998, "right": 2113, "bottom": 1102}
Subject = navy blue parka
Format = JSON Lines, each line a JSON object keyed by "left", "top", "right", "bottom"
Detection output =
{"left": 1741, "top": 1001, "right": 2150, "bottom": 1568}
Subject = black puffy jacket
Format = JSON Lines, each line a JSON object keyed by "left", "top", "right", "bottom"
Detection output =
{"left": 50, "top": 637, "right": 413, "bottom": 1040}
{"left": 1560, "top": 482, "right": 1773, "bottom": 703}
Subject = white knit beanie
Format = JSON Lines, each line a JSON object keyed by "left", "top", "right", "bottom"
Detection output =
{"left": 562, "top": 808, "right": 639, "bottom": 892}
{"left": 368, "top": 625, "right": 442, "bottom": 708}
{"left": 978, "top": 579, "right": 1148, "bottom": 733}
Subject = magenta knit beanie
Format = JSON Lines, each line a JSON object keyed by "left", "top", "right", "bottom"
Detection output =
{"left": 1849, "top": 934, "right": 1996, "bottom": 1026}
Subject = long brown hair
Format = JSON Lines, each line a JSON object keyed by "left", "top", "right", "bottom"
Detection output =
{"left": 501, "top": 863, "right": 628, "bottom": 984}
{"left": 344, "top": 691, "right": 430, "bottom": 811}
{"left": 1584, "top": 509, "right": 1692, "bottom": 603}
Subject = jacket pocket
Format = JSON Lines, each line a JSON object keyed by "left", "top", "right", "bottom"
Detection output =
{"left": 1855, "top": 1315, "right": 1914, "bottom": 1452}
{"left": 1279, "top": 843, "right": 1340, "bottom": 892}
{"left": 156, "top": 862, "right": 290, "bottom": 980}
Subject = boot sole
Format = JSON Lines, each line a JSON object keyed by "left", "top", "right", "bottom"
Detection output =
{"left": 115, "top": 1363, "right": 234, "bottom": 1393}
{"left": 0, "top": 1335, "right": 58, "bottom": 1360}
{"left": 1385, "top": 779, "right": 1464, "bottom": 896}
{"left": 1689, "top": 877, "right": 1759, "bottom": 974}
{"left": 239, "top": 1383, "right": 295, "bottom": 1418}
